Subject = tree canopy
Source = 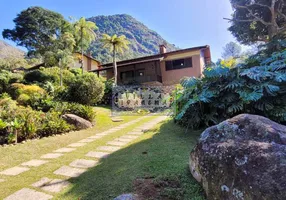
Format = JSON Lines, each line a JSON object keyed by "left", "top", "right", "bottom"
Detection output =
{"left": 222, "top": 42, "right": 242, "bottom": 59}
{"left": 2, "top": 7, "right": 70, "bottom": 56}
{"left": 227, "top": 0, "right": 286, "bottom": 45}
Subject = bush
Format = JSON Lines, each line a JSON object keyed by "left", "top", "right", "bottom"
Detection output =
{"left": 65, "top": 73, "right": 104, "bottom": 105}
{"left": 41, "top": 67, "right": 75, "bottom": 86}
{"left": 9, "top": 83, "right": 53, "bottom": 111}
{"left": 0, "top": 70, "right": 23, "bottom": 93}
{"left": 37, "top": 111, "right": 74, "bottom": 137}
{"left": 24, "top": 70, "right": 54, "bottom": 84}
{"left": 100, "top": 78, "right": 114, "bottom": 105}
{"left": 175, "top": 47, "right": 286, "bottom": 129}
{"left": 52, "top": 102, "right": 96, "bottom": 122}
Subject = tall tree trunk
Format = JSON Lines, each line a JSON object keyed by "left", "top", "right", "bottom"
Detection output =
{"left": 81, "top": 27, "right": 84, "bottom": 74}
{"left": 113, "top": 44, "right": 117, "bottom": 85}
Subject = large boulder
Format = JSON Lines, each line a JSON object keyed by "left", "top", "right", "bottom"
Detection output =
{"left": 62, "top": 114, "right": 93, "bottom": 130}
{"left": 190, "top": 114, "right": 286, "bottom": 200}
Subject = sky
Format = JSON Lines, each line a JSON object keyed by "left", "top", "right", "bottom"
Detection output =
{"left": 0, "top": 0, "right": 238, "bottom": 61}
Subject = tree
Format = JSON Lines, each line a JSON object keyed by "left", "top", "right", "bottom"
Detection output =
{"left": 2, "top": 7, "right": 70, "bottom": 56}
{"left": 101, "top": 34, "right": 130, "bottom": 85}
{"left": 226, "top": 0, "right": 286, "bottom": 45}
{"left": 73, "top": 17, "right": 97, "bottom": 73}
{"left": 222, "top": 42, "right": 242, "bottom": 59}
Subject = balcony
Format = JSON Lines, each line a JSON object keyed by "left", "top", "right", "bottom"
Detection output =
{"left": 120, "top": 75, "right": 162, "bottom": 85}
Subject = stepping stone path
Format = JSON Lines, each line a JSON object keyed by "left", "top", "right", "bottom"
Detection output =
{"left": 97, "top": 146, "right": 121, "bottom": 152}
{"left": 32, "top": 177, "right": 70, "bottom": 193}
{"left": 2, "top": 116, "right": 168, "bottom": 199}
{"left": 41, "top": 153, "right": 63, "bottom": 159}
{"left": 0, "top": 166, "right": 30, "bottom": 176}
{"left": 68, "top": 143, "right": 86, "bottom": 147}
{"left": 54, "top": 148, "right": 76, "bottom": 153}
{"left": 21, "top": 160, "right": 48, "bottom": 167}
{"left": 54, "top": 166, "right": 87, "bottom": 178}
{"left": 107, "top": 141, "right": 128, "bottom": 146}
{"left": 4, "top": 188, "right": 53, "bottom": 200}
{"left": 85, "top": 151, "right": 110, "bottom": 159}
{"left": 69, "top": 159, "right": 98, "bottom": 169}
{"left": 78, "top": 138, "right": 96, "bottom": 143}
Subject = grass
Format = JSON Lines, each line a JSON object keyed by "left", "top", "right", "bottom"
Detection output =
{"left": 0, "top": 107, "right": 205, "bottom": 200}
{"left": 56, "top": 118, "right": 205, "bottom": 200}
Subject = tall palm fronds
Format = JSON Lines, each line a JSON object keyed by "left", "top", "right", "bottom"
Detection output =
{"left": 101, "top": 34, "right": 130, "bottom": 85}
{"left": 74, "top": 17, "right": 97, "bottom": 73}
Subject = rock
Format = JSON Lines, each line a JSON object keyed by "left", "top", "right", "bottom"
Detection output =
{"left": 114, "top": 194, "right": 138, "bottom": 200}
{"left": 112, "top": 118, "right": 124, "bottom": 122}
{"left": 62, "top": 114, "right": 93, "bottom": 130}
{"left": 189, "top": 114, "right": 286, "bottom": 200}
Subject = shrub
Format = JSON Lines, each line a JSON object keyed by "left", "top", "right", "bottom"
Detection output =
{"left": 175, "top": 48, "right": 286, "bottom": 129}
{"left": 41, "top": 67, "right": 75, "bottom": 86}
{"left": 24, "top": 70, "right": 54, "bottom": 84}
{"left": 52, "top": 102, "right": 96, "bottom": 122}
{"left": 37, "top": 111, "right": 74, "bottom": 137}
{"left": 0, "top": 70, "right": 23, "bottom": 93}
{"left": 65, "top": 73, "right": 104, "bottom": 105}
{"left": 10, "top": 83, "right": 53, "bottom": 111}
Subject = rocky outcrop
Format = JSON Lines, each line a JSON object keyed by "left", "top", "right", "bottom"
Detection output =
{"left": 62, "top": 114, "right": 93, "bottom": 130}
{"left": 189, "top": 114, "right": 286, "bottom": 200}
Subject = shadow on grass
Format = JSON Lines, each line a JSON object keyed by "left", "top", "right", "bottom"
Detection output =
{"left": 59, "top": 120, "right": 205, "bottom": 200}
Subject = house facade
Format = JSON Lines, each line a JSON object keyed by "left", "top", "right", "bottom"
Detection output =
{"left": 72, "top": 52, "right": 100, "bottom": 71}
{"left": 91, "top": 45, "right": 211, "bottom": 86}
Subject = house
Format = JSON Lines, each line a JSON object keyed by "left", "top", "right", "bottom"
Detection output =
{"left": 27, "top": 53, "right": 100, "bottom": 71}
{"left": 91, "top": 45, "right": 211, "bottom": 86}
{"left": 72, "top": 52, "right": 100, "bottom": 71}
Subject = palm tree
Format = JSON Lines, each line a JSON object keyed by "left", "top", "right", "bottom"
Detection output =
{"left": 101, "top": 34, "right": 130, "bottom": 85}
{"left": 74, "top": 17, "right": 97, "bottom": 73}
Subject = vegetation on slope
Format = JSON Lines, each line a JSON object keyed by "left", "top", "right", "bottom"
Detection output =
{"left": 87, "top": 14, "right": 178, "bottom": 64}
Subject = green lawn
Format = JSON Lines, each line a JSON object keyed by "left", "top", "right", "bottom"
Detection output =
{"left": 0, "top": 107, "right": 205, "bottom": 200}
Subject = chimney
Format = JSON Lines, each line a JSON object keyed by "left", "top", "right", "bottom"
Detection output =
{"left": 159, "top": 44, "right": 167, "bottom": 54}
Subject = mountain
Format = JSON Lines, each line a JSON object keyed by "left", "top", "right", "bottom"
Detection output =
{"left": 87, "top": 14, "right": 178, "bottom": 64}
{"left": 0, "top": 40, "right": 25, "bottom": 59}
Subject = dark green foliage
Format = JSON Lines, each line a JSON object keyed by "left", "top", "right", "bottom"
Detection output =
{"left": 228, "top": 0, "right": 286, "bottom": 44}
{"left": 2, "top": 6, "right": 69, "bottom": 56}
{"left": 87, "top": 14, "right": 178, "bottom": 64}
{"left": 51, "top": 102, "right": 96, "bottom": 122}
{"left": 65, "top": 73, "right": 104, "bottom": 105}
{"left": 0, "top": 70, "right": 23, "bottom": 93}
{"left": 24, "top": 70, "right": 55, "bottom": 84}
{"left": 175, "top": 47, "right": 286, "bottom": 129}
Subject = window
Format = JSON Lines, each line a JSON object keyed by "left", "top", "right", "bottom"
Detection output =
{"left": 165, "top": 57, "right": 192, "bottom": 71}
{"left": 120, "top": 71, "right": 134, "bottom": 80}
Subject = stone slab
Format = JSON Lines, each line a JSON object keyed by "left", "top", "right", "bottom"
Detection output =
{"left": 21, "top": 160, "right": 48, "bottom": 167}
{"left": 54, "top": 148, "right": 76, "bottom": 153}
{"left": 78, "top": 138, "right": 96, "bottom": 143}
{"left": 88, "top": 135, "right": 103, "bottom": 139}
{"left": 97, "top": 146, "right": 121, "bottom": 152}
{"left": 4, "top": 188, "right": 53, "bottom": 200}
{"left": 127, "top": 131, "right": 144, "bottom": 135}
{"left": 107, "top": 141, "right": 128, "bottom": 146}
{"left": 120, "top": 135, "right": 139, "bottom": 139}
{"left": 85, "top": 151, "right": 110, "bottom": 159}
{"left": 54, "top": 166, "right": 87, "bottom": 178}
{"left": 32, "top": 177, "right": 70, "bottom": 193}
{"left": 68, "top": 143, "right": 86, "bottom": 147}
{"left": 0, "top": 166, "right": 30, "bottom": 176}
{"left": 69, "top": 159, "right": 98, "bottom": 169}
{"left": 115, "top": 138, "right": 134, "bottom": 142}
{"left": 41, "top": 153, "right": 63, "bottom": 159}
{"left": 0, "top": 179, "right": 5, "bottom": 182}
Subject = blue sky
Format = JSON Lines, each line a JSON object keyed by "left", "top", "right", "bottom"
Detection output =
{"left": 0, "top": 0, "right": 237, "bottom": 61}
